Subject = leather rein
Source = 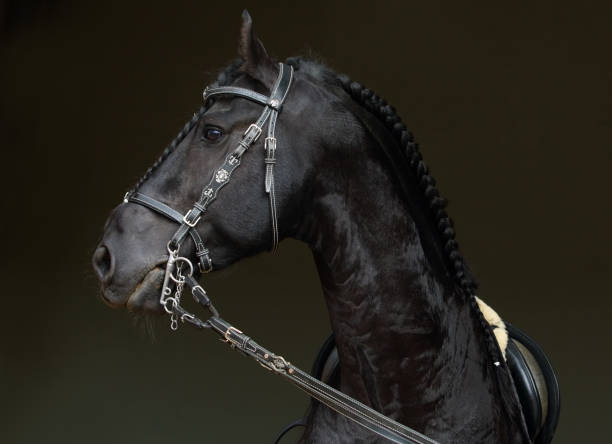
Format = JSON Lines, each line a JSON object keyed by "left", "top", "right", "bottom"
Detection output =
{"left": 122, "top": 63, "right": 439, "bottom": 444}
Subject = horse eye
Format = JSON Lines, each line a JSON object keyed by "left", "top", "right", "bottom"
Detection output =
{"left": 202, "top": 127, "right": 223, "bottom": 142}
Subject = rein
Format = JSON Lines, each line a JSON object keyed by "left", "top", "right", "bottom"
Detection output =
{"left": 122, "top": 63, "right": 439, "bottom": 444}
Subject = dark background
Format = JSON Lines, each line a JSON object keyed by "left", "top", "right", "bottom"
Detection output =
{"left": 1, "top": 1, "right": 610, "bottom": 443}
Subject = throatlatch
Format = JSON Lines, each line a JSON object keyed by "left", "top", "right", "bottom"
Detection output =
{"left": 122, "top": 63, "right": 439, "bottom": 444}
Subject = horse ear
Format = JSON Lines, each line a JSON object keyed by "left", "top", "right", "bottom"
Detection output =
{"left": 238, "top": 10, "right": 278, "bottom": 88}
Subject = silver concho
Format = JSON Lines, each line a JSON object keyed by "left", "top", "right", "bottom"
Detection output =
{"left": 203, "top": 188, "right": 213, "bottom": 198}
{"left": 215, "top": 169, "right": 229, "bottom": 183}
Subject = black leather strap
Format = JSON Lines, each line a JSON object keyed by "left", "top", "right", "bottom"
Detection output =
{"left": 203, "top": 63, "right": 292, "bottom": 110}
{"left": 127, "top": 192, "right": 185, "bottom": 223}
{"left": 184, "top": 275, "right": 218, "bottom": 317}
{"left": 204, "top": 86, "right": 270, "bottom": 107}
{"left": 273, "top": 418, "right": 306, "bottom": 444}
{"left": 203, "top": 314, "right": 439, "bottom": 444}
{"left": 127, "top": 192, "right": 211, "bottom": 272}
{"left": 262, "top": 63, "right": 292, "bottom": 251}
{"left": 267, "top": 62, "right": 293, "bottom": 107}
{"left": 170, "top": 277, "right": 438, "bottom": 444}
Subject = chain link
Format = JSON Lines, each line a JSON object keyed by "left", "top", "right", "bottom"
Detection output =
{"left": 160, "top": 243, "right": 208, "bottom": 331}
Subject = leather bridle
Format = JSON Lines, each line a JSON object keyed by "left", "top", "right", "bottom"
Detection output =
{"left": 121, "top": 63, "right": 439, "bottom": 444}
{"left": 126, "top": 62, "right": 292, "bottom": 276}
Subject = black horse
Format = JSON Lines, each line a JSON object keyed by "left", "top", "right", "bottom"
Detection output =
{"left": 93, "top": 12, "right": 558, "bottom": 443}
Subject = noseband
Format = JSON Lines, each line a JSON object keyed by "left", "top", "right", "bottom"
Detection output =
{"left": 119, "top": 63, "right": 437, "bottom": 444}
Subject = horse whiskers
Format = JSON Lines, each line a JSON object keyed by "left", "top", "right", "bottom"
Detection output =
{"left": 130, "top": 312, "right": 157, "bottom": 341}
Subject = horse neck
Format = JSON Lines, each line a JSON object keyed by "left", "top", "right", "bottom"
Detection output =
{"left": 296, "top": 127, "right": 529, "bottom": 441}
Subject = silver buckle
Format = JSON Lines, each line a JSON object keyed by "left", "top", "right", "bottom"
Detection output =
{"left": 223, "top": 326, "right": 256, "bottom": 352}
{"left": 182, "top": 208, "right": 201, "bottom": 227}
{"left": 265, "top": 137, "right": 277, "bottom": 156}
{"left": 198, "top": 254, "right": 213, "bottom": 273}
{"left": 224, "top": 326, "right": 244, "bottom": 347}
{"left": 244, "top": 123, "right": 262, "bottom": 142}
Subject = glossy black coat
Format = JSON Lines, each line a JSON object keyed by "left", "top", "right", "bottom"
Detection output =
{"left": 93, "top": 13, "right": 531, "bottom": 444}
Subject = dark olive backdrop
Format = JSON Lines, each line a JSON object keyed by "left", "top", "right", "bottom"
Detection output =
{"left": 1, "top": 1, "right": 610, "bottom": 443}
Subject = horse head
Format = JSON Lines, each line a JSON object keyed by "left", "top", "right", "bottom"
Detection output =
{"left": 92, "top": 11, "right": 350, "bottom": 314}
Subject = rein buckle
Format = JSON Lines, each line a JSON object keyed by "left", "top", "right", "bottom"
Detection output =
{"left": 224, "top": 326, "right": 243, "bottom": 347}
{"left": 223, "top": 326, "right": 256, "bottom": 353}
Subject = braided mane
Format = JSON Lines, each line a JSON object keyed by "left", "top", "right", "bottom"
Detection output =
{"left": 340, "top": 72, "right": 478, "bottom": 294}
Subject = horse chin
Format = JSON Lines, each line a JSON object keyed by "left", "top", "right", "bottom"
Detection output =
{"left": 125, "top": 266, "right": 165, "bottom": 314}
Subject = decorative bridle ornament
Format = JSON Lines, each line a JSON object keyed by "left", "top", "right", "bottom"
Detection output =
{"left": 121, "top": 63, "right": 439, "bottom": 444}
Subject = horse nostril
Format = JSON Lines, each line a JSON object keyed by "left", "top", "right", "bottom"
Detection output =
{"left": 92, "top": 245, "right": 114, "bottom": 284}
